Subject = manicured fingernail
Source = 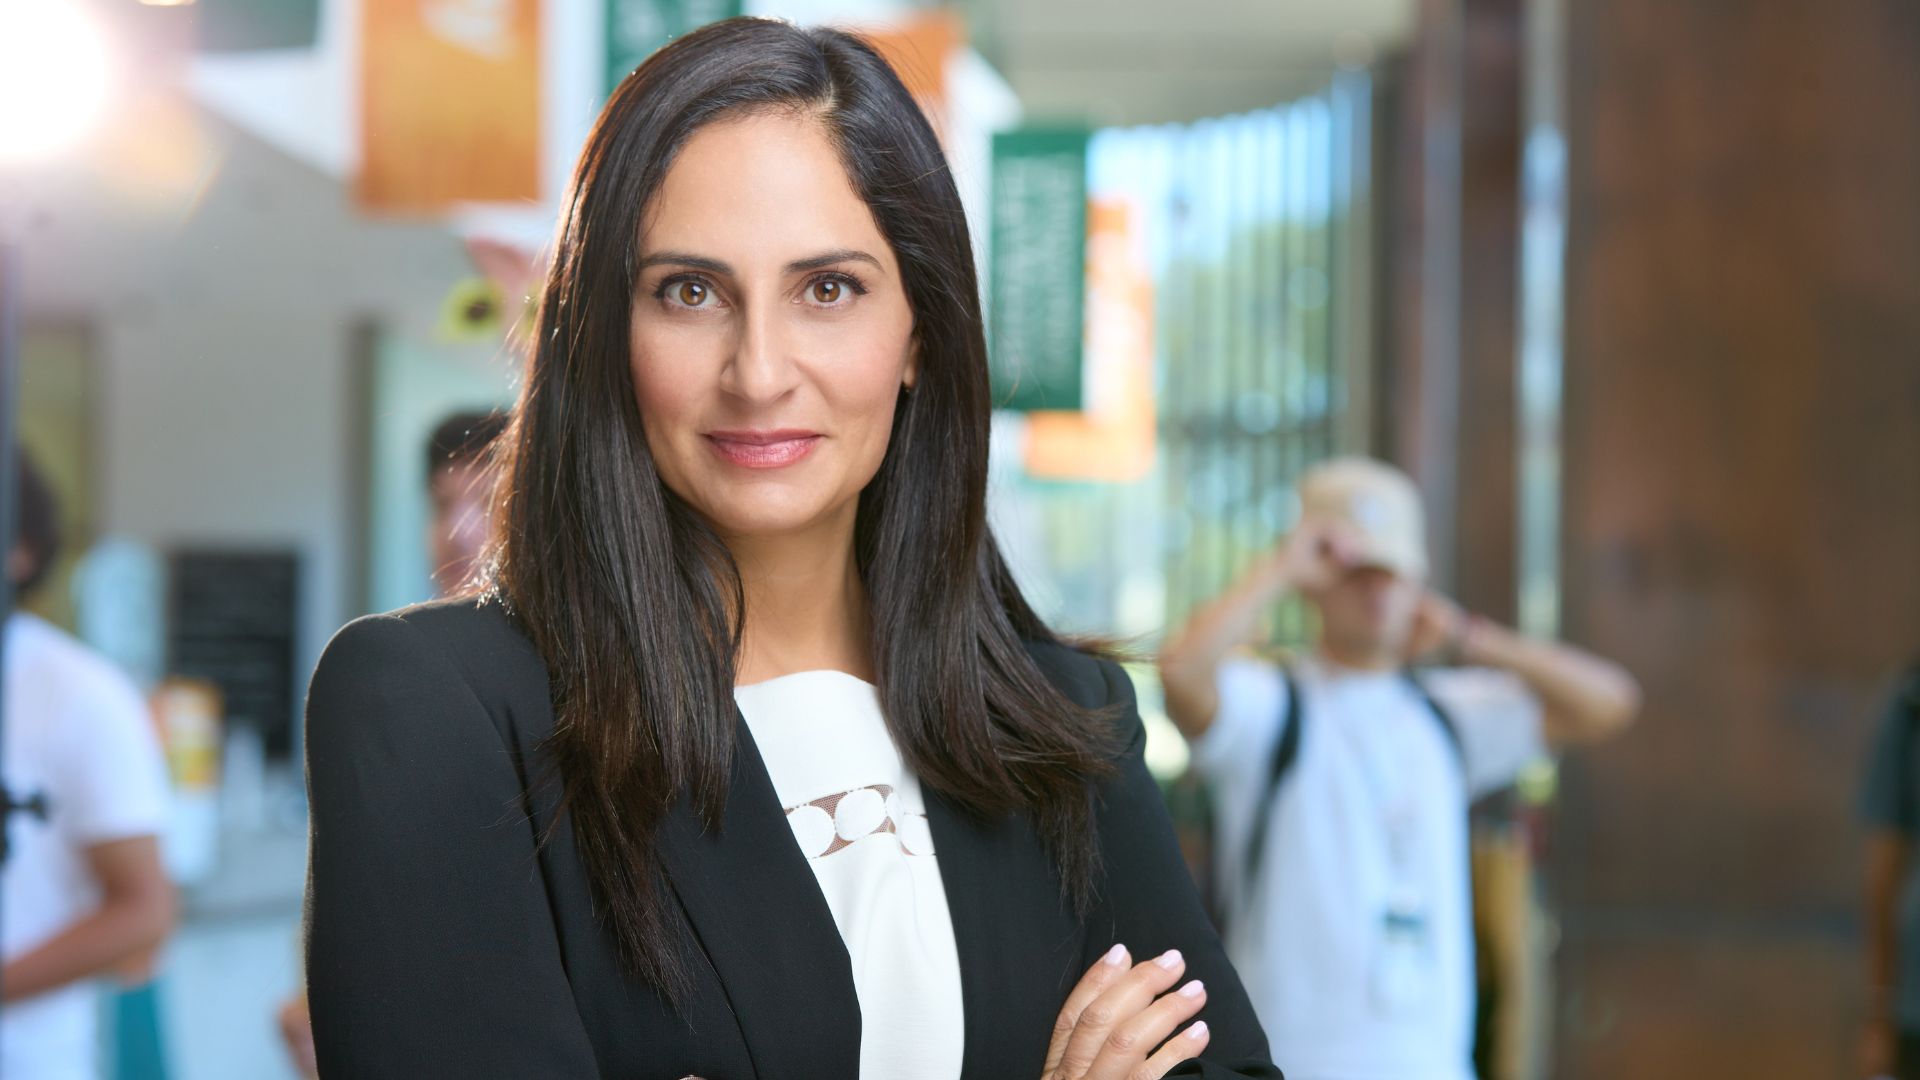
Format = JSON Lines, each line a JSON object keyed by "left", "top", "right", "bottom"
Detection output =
{"left": 1103, "top": 943, "right": 1128, "bottom": 966}
{"left": 1178, "top": 980, "right": 1204, "bottom": 998}
{"left": 1155, "top": 949, "right": 1183, "bottom": 970}
{"left": 1186, "top": 1020, "right": 1209, "bottom": 1040}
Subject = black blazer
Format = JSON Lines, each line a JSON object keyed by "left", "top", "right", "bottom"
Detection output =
{"left": 304, "top": 598, "right": 1281, "bottom": 1079}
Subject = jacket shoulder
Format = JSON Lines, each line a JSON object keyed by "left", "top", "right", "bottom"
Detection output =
{"left": 390, "top": 593, "right": 526, "bottom": 646}
{"left": 313, "top": 595, "right": 547, "bottom": 713}
{"left": 1021, "top": 638, "right": 1131, "bottom": 711}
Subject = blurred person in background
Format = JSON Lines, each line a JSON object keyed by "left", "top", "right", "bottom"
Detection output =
{"left": 275, "top": 409, "right": 508, "bottom": 1077}
{"left": 1158, "top": 456, "right": 1640, "bottom": 1080}
{"left": 1858, "top": 658, "right": 1920, "bottom": 1080}
{"left": 425, "top": 410, "right": 510, "bottom": 596}
{"left": 2, "top": 448, "right": 175, "bottom": 1080}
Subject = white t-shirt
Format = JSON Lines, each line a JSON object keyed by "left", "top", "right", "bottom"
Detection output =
{"left": 1191, "top": 655, "right": 1544, "bottom": 1080}
{"left": 735, "top": 670, "right": 964, "bottom": 1080}
{"left": 1, "top": 613, "right": 171, "bottom": 1080}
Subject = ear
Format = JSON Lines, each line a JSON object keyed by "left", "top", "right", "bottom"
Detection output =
{"left": 902, "top": 333, "right": 919, "bottom": 391}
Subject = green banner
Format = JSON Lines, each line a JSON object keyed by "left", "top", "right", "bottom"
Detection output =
{"left": 185, "top": 0, "right": 320, "bottom": 52}
{"left": 989, "top": 128, "right": 1090, "bottom": 412}
{"left": 607, "top": 0, "right": 743, "bottom": 97}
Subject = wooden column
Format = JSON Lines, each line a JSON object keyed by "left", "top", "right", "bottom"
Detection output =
{"left": 1380, "top": 0, "right": 1523, "bottom": 623}
{"left": 1554, "top": 1, "right": 1920, "bottom": 1073}
{"left": 1452, "top": 0, "right": 1523, "bottom": 624}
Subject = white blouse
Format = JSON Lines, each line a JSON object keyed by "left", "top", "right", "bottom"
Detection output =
{"left": 734, "top": 671, "right": 966, "bottom": 1080}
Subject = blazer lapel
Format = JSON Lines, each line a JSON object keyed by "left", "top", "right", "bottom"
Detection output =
{"left": 926, "top": 786, "right": 1089, "bottom": 1080}
{"left": 656, "top": 711, "right": 862, "bottom": 1079}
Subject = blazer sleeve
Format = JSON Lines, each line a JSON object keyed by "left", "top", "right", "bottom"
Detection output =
{"left": 1094, "top": 658, "right": 1285, "bottom": 1080}
{"left": 304, "top": 614, "right": 602, "bottom": 1077}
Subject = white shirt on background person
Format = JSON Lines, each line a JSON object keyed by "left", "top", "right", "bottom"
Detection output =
{"left": 1, "top": 612, "right": 171, "bottom": 1080}
{"left": 1192, "top": 654, "right": 1544, "bottom": 1080}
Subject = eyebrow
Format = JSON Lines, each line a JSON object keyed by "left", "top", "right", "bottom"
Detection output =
{"left": 636, "top": 248, "right": 883, "bottom": 275}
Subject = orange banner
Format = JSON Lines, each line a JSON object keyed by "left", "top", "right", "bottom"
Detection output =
{"left": 358, "top": 0, "right": 542, "bottom": 213}
{"left": 1024, "top": 199, "right": 1157, "bottom": 482}
{"left": 863, "top": 10, "right": 963, "bottom": 138}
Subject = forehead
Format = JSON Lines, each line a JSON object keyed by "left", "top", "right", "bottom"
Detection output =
{"left": 640, "top": 110, "right": 891, "bottom": 262}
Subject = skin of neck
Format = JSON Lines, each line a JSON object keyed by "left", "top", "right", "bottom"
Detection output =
{"left": 1313, "top": 609, "right": 1406, "bottom": 673}
{"left": 723, "top": 499, "right": 874, "bottom": 687}
{"left": 1316, "top": 636, "right": 1400, "bottom": 673}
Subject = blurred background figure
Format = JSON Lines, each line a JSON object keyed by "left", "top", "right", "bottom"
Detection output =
{"left": 2, "top": 449, "right": 175, "bottom": 1080}
{"left": 1158, "top": 457, "right": 1638, "bottom": 1079}
{"left": 423, "top": 410, "right": 508, "bottom": 598}
{"left": 1860, "top": 660, "right": 1920, "bottom": 1080}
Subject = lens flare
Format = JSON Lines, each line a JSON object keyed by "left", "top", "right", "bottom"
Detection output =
{"left": 0, "top": 1, "right": 115, "bottom": 166}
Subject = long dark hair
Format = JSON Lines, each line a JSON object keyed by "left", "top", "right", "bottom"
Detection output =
{"left": 489, "top": 16, "right": 1118, "bottom": 1000}
{"left": 10, "top": 445, "right": 61, "bottom": 598}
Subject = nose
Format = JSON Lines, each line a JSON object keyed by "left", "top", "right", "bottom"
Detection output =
{"left": 718, "top": 301, "right": 801, "bottom": 406}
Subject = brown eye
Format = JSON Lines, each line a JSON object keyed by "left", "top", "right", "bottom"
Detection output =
{"left": 674, "top": 281, "right": 708, "bottom": 307}
{"left": 810, "top": 279, "right": 843, "bottom": 304}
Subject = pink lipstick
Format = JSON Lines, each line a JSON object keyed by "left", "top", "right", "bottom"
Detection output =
{"left": 705, "top": 429, "right": 822, "bottom": 469}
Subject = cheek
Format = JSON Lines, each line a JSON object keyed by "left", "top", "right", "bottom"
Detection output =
{"left": 451, "top": 495, "right": 489, "bottom": 535}
{"left": 1391, "top": 583, "right": 1421, "bottom": 614}
{"left": 817, "top": 339, "right": 909, "bottom": 408}
{"left": 1332, "top": 586, "right": 1386, "bottom": 625}
{"left": 1376, "top": 590, "right": 1417, "bottom": 632}
{"left": 1337, "top": 591, "right": 1374, "bottom": 623}
{"left": 628, "top": 325, "right": 715, "bottom": 443}
{"left": 807, "top": 333, "right": 910, "bottom": 459}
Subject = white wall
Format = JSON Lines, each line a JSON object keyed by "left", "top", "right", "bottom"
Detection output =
{"left": 20, "top": 114, "right": 478, "bottom": 734}
{"left": 94, "top": 305, "right": 371, "bottom": 703}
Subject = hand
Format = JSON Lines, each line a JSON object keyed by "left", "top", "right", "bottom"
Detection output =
{"left": 1271, "top": 519, "right": 1361, "bottom": 595}
{"left": 1405, "top": 591, "right": 1466, "bottom": 662}
{"left": 1860, "top": 1016, "right": 1897, "bottom": 1079}
{"left": 277, "top": 995, "right": 318, "bottom": 1079}
{"left": 1043, "top": 945, "right": 1211, "bottom": 1080}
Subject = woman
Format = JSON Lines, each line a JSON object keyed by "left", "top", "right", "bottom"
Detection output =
{"left": 304, "top": 17, "right": 1279, "bottom": 1080}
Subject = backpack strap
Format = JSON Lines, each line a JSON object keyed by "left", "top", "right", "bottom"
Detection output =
{"left": 1400, "top": 668, "right": 1467, "bottom": 773}
{"left": 1402, "top": 666, "right": 1497, "bottom": 1067}
{"left": 1238, "top": 664, "right": 1302, "bottom": 905}
{"left": 1235, "top": 665, "right": 1467, "bottom": 908}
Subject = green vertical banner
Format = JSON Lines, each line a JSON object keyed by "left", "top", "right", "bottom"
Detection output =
{"left": 989, "top": 128, "right": 1090, "bottom": 412}
{"left": 187, "top": 0, "right": 321, "bottom": 52}
{"left": 607, "top": 0, "right": 743, "bottom": 97}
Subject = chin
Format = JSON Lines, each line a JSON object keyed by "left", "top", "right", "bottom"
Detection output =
{"left": 685, "top": 484, "right": 844, "bottom": 539}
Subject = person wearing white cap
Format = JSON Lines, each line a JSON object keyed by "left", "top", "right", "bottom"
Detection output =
{"left": 1158, "top": 456, "right": 1641, "bottom": 1080}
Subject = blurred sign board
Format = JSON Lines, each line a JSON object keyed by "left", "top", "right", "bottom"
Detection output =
{"left": 1024, "top": 199, "right": 1156, "bottom": 482}
{"left": 437, "top": 276, "right": 508, "bottom": 344}
{"left": 989, "top": 128, "right": 1090, "bottom": 411}
{"left": 358, "top": 0, "right": 542, "bottom": 212}
{"left": 186, "top": 0, "right": 321, "bottom": 52}
{"left": 606, "top": 0, "right": 743, "bottom": 97}
{"left": 166, "top": 550, "right": 299, "bottom": 759}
